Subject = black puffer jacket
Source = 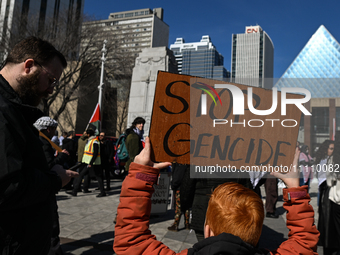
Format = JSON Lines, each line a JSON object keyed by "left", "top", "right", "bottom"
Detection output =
{"left": 0, "top": 75, "right": 62, "bottom": 255}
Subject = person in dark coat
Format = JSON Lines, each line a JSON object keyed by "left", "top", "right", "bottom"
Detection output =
{"left": 125, "top": 117, "right": 145, "bottom": 173}
{"left": 34, "top": 116, "right": 71, "bottom": 255}
{"left": 168, "top": 163, "right": 196, "bottom": 231}
{"left": 99, "top": 131, "right": 114, "bottom": 190}
{"left": 62, "top": 130, "right": 77, "bottom": 168}
{"left": 319, "top": 133, "right": 340, "bottom": 255}
{"left": 0, "top": 36, "right": 77, "bottom": 254}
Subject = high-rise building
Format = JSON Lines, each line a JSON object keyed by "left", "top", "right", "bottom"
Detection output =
{"left": 80, "top": 8, "right": 169, "bottom": 135}
{"left": 82, "top": 8, "right": 169, "bottom": 59}
{"left": 231, "top": 25, "right": 274, "bottom": 88}
{"left": 169, "top": 36, "right": 228, "bottom": 81}
{"left": 0, "top": 0, "right": 84, "bottom": 60}
{"left": 275, "top": 25, "right": 340, "bottom": 151}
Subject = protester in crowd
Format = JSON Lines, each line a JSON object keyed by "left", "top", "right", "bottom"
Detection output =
{"left": 62, "top": 130, "right": 77, "bottom": 168}
{"left": 113, "top": 117, "right": 146, "bottom": 224}
{"left": 167, "top": 163, "right": 195, "bottom": 232}
{"left": 34, "top": 117, "right": 70, "bottom": 168}
{"left": 0, "top": 36, "right": 78, "bottom": 254}
{"left": 253, "top": 173, "right": 279, "bottom": 219}
{"left": 52, "top": 130, "right": 60, "bottom": 146}
{"left": 299, "top": 144, "right": 314, "bottom": 192}
{"left": 125, "top": 117, "right": 145, "bottom": 173}
{"left": 59, "top": 131, "right": 67, "bottom": 146}
{"left": 113, "top": 138, "right": 319, "bottom": 255}
{"left": 77, "top": 129, "right": 94, "bottom": 193}
{"left": 67, "top": 128, "right": 106, "bottom": 197}
{"left": 318, "top": 133, "right": 340, "bottom": 255}
{"left": 75, "top": 130, "right": 91, "bottom": 192}
{"left": 315, "top": 140, "right": 334, "bottom": 206}
{"left": 34, "top": 116, "right": 72, "bottom": 255}
{"left": 191, "top": 176, "right": 251, "bottom": 241}
{"left": 99, "top": 131, "right": 114, "bottom": 191}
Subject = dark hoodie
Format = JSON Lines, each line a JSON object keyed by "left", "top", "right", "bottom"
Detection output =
{"left": 187, "top": 233, "right": 269, "bottom": 255}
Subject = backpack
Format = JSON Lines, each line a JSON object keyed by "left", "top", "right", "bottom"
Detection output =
{"left": 116, "top": 133, "right": 129, "bottom": 162}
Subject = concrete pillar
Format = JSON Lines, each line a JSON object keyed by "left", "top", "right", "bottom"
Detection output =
{"left": 304, "top": 101, "right": 311, "bottom": 148}
{"left": 127, "top": 47, "right": 178, "bottom": 136}
{"left": 329, "top": 98, "right": 336, "bottom": 140}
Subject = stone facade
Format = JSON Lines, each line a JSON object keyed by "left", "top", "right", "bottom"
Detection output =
{"left": 127, "top": 47, "right": 177, "bottom": 136}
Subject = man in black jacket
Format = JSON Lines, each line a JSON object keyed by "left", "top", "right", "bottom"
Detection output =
{"left": 34, "top": 116, "right": 71, "bottom": 255}
{"left": 0, "top": 37, "right": 78, "bottom": 255}
{"left": 99, "top": 131, "right": 114, "bottom": 190}
{"left": 34, "top": 116, "right": 70, "bottom": 168}
{"left": 62, "top": 130, "right": 77, "bottom": 168}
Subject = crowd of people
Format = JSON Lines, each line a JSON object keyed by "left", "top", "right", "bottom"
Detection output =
{"left": 1, "top": 36, "right": 340, "bottom": 255}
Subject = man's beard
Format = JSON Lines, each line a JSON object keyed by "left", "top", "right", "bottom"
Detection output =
{"left": 16, "top": 70, "right": 47, "bottom": 106}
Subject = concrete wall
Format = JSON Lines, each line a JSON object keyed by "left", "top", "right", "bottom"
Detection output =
{"left": 127, "top": 47, "right": 177, "bottom": 136}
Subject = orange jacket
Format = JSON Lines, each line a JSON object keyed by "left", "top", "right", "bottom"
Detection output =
{"left": 114, "top": 163, "right": 319, "bottom": 255}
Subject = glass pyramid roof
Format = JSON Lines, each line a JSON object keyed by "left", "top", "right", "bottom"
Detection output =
{"left": 275, "top": 25, "right": 340, "bottom": 98}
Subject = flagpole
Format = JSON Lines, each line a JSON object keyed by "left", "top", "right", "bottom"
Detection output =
{"left": 98, "top": 40, "right": 107, "bottom": 130}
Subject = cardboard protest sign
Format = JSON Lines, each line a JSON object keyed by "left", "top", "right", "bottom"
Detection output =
{"left": 151, "top": 172, "right": 170, "bottom": 214}
{"left": 149, "top": 71, "right": 307, "bottom": 176}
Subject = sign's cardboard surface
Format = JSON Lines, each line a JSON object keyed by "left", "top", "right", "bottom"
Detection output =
{"left": 149, "top": 71, "right": 303, "bottom": 171}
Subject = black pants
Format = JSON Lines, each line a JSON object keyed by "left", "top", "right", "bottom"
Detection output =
{"left": 102, "top": 162, "right": 111, "bottom": 189}
{"left": 73, "top": 164, "right": 105, "bottom": 194}
{"left": 254, "top": 174, "right": 278, "bottom": 213}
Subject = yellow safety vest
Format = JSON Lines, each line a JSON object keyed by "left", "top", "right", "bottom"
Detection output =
{"left": 82, "top": 138, "right": 101, "bottom": 165}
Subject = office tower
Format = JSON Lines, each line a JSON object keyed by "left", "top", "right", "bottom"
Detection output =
{"left": 80, "top": 8, "right": 169, "bottom": 135}
{"left": 82, "top": 8, "right": 169, "bottom": 59}
{"left": 231, "top": 25, "right": 274, "bottom": 88}
{"left": 169, "top": 36, "right": 228, "bottom": 81}
{"left": 81, "top": 8, "right": 169, "bottom": 97}
{"left": 275, "top": 25, "right": 340, "bottom": 150}
{"left": 0, "top": 0, "right": 84, "bottom": 60}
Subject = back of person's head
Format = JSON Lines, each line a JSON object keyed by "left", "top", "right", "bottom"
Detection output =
{"left": 4, "top": 36, "right": 67, "bottom": 68}
{"left": 205, "top": 182, "right": 264, "bottom": 247}
{"left": 33, "top": 116, "right": 58, "bottom": 131}
{"left": 86, "top": 128, "right": 95, "bottom": 137}
{"left": 132, "top": 117, "right": 145, "bottom": 127}
{"left": 67, "top": 130, "right": 75, "bottom": 137}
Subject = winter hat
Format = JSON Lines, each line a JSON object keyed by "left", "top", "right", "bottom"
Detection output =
{"left": 34, "top": 116, "right": 58, "bottom": 130}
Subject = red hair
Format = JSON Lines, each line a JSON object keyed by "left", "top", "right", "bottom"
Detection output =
{"left": 205, "top": 182, "right": 264, "bottom": 246}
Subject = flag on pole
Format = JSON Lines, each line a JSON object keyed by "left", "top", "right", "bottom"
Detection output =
{"left": 89, "top": 103, "right": 101, "bottom": 123}
{"left": 88, "top": 103, "right": 101, "bottom": 135}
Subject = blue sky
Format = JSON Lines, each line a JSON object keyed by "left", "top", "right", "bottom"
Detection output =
{"left": 84, "top": 0, "right": 340, "bottom": 78}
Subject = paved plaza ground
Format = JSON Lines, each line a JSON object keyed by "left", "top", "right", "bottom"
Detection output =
{"left": 57, "top": 177, "right": 323, "bottom": 254}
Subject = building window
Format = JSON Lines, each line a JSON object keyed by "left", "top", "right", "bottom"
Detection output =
{"left": 311, "top": 107, "right": 329, "bottom": 134}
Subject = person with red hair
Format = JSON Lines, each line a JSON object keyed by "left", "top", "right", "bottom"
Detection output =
{"left": 114, "top": 139, "right": 319, "bottom": 254}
